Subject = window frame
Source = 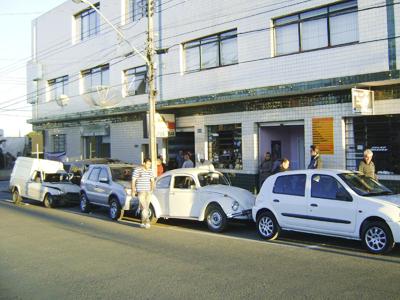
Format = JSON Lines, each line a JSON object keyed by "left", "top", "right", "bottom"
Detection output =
{"left": 81, "top": 64, "right": 110, "bottom": 92}
{"left": 124, "top": 65, "right": 148, "bottom": 96}
{"left": 130, "top": 0, "right": 147, "bottom": 22}
{"left": 273, "top": 0, "right": 358, "bottom": 56}
{"left": 183, "top": 29, "right": 238, "bottom": 72}
{"left": 48, "top": 75, "right": 68, "bottom": 101}
{"left": 78, "top": 3, "right": 100, "bottom": 41}
{"left": 52, "top": 134, "right": 66, "bottom": 152}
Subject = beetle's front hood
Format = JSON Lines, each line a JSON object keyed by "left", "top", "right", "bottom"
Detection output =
{"left": 199, "top": 185, "right": 255, "bottom": 208}
{"left": 370, "top": 194, "right": 400, "bottom": 206}
{"left": 43, "top": 182, "right": 80, "bottom": 194}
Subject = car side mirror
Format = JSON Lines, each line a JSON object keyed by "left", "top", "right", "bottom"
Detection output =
{"left": 190, "top": 185, "right": 197, "bottom": 190}
{"left": 336, "top": 190, "right": 352, "bottom": 202}
{"left": 99, "top": 177, "right": 109, "bottom": 184}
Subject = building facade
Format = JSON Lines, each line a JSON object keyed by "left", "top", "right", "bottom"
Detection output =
{"left": 28, "top": 0, "right": 400, "bottom": 191}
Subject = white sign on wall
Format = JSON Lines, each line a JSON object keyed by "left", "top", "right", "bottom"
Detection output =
{"left": 351, "top": 88, "right": 374, "bottom": 115}
{"left": 146, "top": 113, "right": 176, "bottom": 138}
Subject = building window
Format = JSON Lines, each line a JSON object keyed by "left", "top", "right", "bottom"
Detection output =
{"left": 124, "top": 65, "right": 147, "bottom": 96}
{"left": 352, "top": 115, "right": 400, "bottom": 175}
{"left": 130, "top": 0, "right": 147, "bottom": 22}
{"left": 184, "top": 29, "right": 238, "bottom": 72}
{"left": 81, "top": 64, "right": 109, "bottom": 92}
{"left": 53, "top": 134, "right": 66, "bottom": 152}
{"left": 274, "top": 0, "right": 358, "bottom": 56}
{"left": 208, "top": 124, "right": 242, "bottom": 170}
{"left": 77, "top": 3, "right": 100, "bottom": 41}
{"left": 48, "top": 76, "right": 68, "bottom": 101}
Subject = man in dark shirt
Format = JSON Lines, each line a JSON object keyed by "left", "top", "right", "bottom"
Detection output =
{"left": 308, "top": 145, "right": 323, "bottom": 169}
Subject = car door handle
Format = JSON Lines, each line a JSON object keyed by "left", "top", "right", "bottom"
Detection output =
{"left": 273, "top": 199, "right": 280, "bottom": 203}
{"left": 310, "top": 203, "right": 318, "bottom": 207}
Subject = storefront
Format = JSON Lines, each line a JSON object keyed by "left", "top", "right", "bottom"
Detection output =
{"left": 347, "top": 115, "right": 400, "bottom": 176}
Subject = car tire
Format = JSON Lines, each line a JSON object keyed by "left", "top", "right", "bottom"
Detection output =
{"left": 12, "top": 189, "right": 22, "bottom": 205}
{"left": 43, "top": 194, "right": 56, "bottom": 208}
{"left": 361, "top": 221, "right": 395, "bottom": 254}
{"left": 256, "top": 211, "right": 280, "bottom": 240}
{"left": 109, "top": 198, "right": 122, "bottom": 221}
{"left": 80, "top": 193, "right": 91, "bottom": 213}
{"left": 205, "top": 204, "right": 227, "bottom": 233}
{"left": 148, "top": 204, "right": 158, "bottom": 224}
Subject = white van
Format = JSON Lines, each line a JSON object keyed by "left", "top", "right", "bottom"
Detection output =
{"left": 9, "top": 157, "right": 80, "bottom": 207}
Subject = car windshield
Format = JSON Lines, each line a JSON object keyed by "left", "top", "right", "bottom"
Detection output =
{"left": 339, "top": 173, "right": 394, "bottom": 196}
{"left": 198, "top": 172, "right": 229, "bottom": 187}
{"left": 44, "top": 173, "right": 70, "bottom": 183}
{"left": 111, "top": 167, "right": 134, "bottom": 181}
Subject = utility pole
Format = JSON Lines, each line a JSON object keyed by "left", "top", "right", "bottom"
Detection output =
{"left": 147, "top": 0, "right": 157, "bottom": 175}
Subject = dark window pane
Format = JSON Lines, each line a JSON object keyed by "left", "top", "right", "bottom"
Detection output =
{"left": 88, "top": 168, "right": 101, "bottom": 181}
{"left": 273, "top": 174, "right": 306, "bottom": 196}
{"left": 157, "top": 176, "right": 171, "bottom": 189}
{"left": 311, "top": 174, "right": 346, "bottom": 200}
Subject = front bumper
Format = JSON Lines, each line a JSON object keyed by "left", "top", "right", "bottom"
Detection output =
{"left": 54, "top": 193, "right": 80, "bottom": 203}
{"left": 387, "top": 221, "right": 400, "bottom": 243}
{"left": 227, "top": 209, "right": 252, "bottom": 220}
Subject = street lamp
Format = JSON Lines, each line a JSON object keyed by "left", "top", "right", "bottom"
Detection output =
{"left": 72, "top": 0, "right": 158, "bottom": 175}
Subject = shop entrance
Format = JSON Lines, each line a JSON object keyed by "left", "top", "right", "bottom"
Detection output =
{"left": 259, "top": 122, "right": 305, "bottom": 170}
{"left": 167, "top": 130, "right": 195, "bottom": 168}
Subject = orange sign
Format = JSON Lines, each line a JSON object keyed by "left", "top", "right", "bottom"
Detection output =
{"left": 312, "top": 117, "right": 334, "bottom": 155}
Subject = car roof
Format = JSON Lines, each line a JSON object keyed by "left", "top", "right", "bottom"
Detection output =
{"left": 88, "top": 163, "right": 138, "bottom": 169}
{"left": 160, "top": 167, "right": 221, "bottom": 177}
{"left": 269, "top": 169, "right": 355, "bottom": 176}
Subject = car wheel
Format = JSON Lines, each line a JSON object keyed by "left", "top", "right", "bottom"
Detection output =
{"left": 256, "top": 211, "right": 280, "bottom": 240}
{"left": 12, "top": 189, "right": 22, "bottom": 205}
{"left": 109, "top": 198, "right": 122, "bottom": 221}
{"left": 44, "top": 194, "right": 56, "bottom": 208}
{"left": 362, "top": 221, "right": 394, "bottom": 254}
{"left": 148, "top": 204, "right": 158, "bottom": 224}
{"left": 80, "top": 193, "right": 90, "bottom": 213}
{"left": 206, "top": 204, "right": 227, "bottom": 233}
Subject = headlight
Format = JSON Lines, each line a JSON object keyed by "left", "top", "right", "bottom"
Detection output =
{"left": 125, "top": 188, "right": 132, "bottom": 196}
{"left": 232, "top": 201, "right": 239, "bottom": 211}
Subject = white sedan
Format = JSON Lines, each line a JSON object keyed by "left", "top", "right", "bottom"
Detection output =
{"left": 253, "top": 169, "right": 400, "bottom": 254}
{"left": 150, "top": 167, "right": 255, "bottom": 232}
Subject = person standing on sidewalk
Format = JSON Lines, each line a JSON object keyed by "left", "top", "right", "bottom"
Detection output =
{"left": 132, "top": 158, "right": 155, "bottom": 229}
{"left": 308, "top": 145, "right": 323, "bottom": 169}
{"left": 359, "top": 149, "right": 378, "bottom": 180}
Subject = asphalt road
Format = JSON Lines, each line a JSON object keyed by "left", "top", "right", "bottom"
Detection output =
{"left": 1, "top": 183, "right": 400, "bottom": 299}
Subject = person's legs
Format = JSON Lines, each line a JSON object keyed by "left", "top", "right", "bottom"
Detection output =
{"left": 139, "top": 191, "right": 151, "bottom": 226}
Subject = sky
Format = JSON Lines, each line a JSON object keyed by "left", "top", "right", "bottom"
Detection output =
{"left": 0, "top": 0, "right": 66, "bottom": 137}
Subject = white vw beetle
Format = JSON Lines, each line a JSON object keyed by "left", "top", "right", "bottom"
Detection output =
{"left": 150, "top": 166, "right": 255, "bottom": 232}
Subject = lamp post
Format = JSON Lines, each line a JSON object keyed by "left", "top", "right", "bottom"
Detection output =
{"left": 72, "top": 0, "right": 158, "bottom": 175}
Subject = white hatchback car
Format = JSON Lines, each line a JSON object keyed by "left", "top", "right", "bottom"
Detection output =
{"left": 151, "top": 167, "right": 255, "bottom": 232}
{"left": 253, "top": 169, "right": 400, "bottom": 254}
